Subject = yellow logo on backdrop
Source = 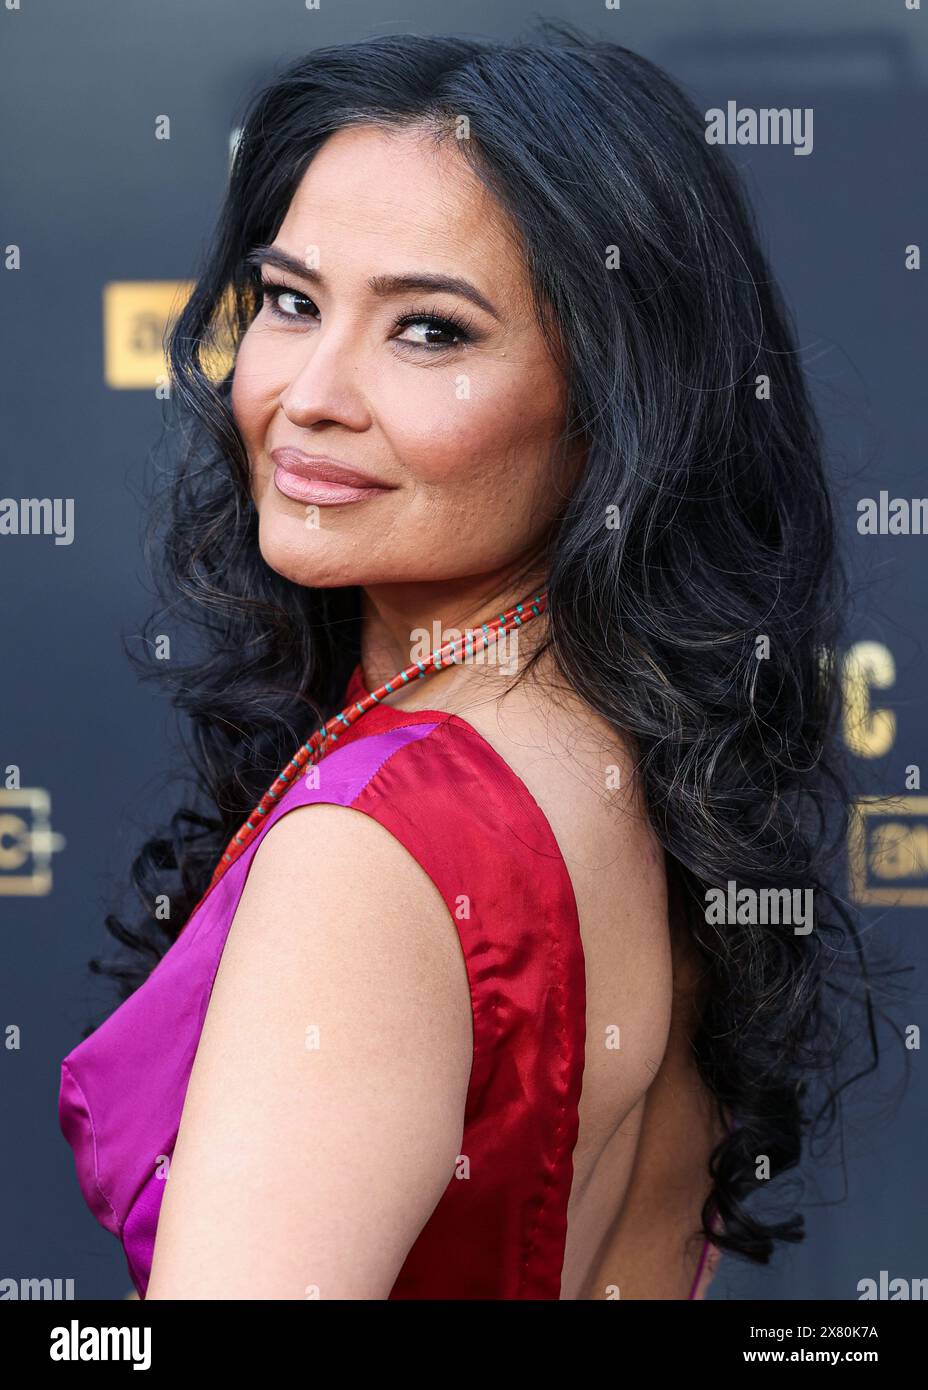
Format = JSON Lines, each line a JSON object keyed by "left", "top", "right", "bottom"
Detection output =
{"left": 842, "top": 642, "right": 896, "bottom": 759}
{"left": 0, "top": 789, "right": 66, "bottom": 895}
{"left": 849, "top": 797, "right": 928, "bottom": 907}
{"left": 103, "top": 281, "right": 235, "bottom": 388}
{"left": 841, "top": 643, "right": 928, "bottom": 905}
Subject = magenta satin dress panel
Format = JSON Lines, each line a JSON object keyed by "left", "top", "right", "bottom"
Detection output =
{"left": 59, "top": 662, "right": 716, "bottom": 1298}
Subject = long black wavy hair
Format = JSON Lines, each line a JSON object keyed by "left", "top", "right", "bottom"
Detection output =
{"left": 86, "top": 21, "right": 890, "bottom": 1270}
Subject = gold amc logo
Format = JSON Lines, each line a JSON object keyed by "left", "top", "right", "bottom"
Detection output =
{"left": 103, "top": 281, "right": 234, "bottom": 389}
{"left": 849, "top": 797, "right": 928, "bottom": 907}
{"left": 0, "top": 789, "right": 66, "bottom": 896}
{"left": 841, "top": 642, "right": 926, "bottom": 907}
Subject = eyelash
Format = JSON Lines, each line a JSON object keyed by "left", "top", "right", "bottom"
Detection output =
{"left": 255, "top": 276, "right": 477, "bottom": 352}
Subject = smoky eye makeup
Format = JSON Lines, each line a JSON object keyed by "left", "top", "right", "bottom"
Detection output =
{"left": 247, "top": 263, "right": 482, "bottom": 353}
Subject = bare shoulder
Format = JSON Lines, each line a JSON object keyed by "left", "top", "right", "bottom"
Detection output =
{"left": 244, "top": 799, "right": 471, "bottom": 956}
{"left": 229, "top": 801, "right": 475, "bottom": 1078}
{"left": 145, "top": 802, "right": 473, "bottom": 1299}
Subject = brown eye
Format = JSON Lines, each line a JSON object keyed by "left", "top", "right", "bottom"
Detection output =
{"left": 392, "top": 306, "right": 476, "bottom": 351}
{"left": 395, "top": 317, "right": 468, "bottom": 349}
{"left": 260, "top": 281, "right": 318, "bottom": 321}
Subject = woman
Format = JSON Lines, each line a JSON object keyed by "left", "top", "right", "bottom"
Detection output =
{"left": 59, "top": 23, "right": 878, "bottom": 1300}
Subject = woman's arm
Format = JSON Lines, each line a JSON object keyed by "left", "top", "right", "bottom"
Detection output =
{"left": 144, "top": 802, "right": 473, "bottom": 1299}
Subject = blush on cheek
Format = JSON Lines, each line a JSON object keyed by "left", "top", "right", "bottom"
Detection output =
{"left": 390, "top": 401, "right": 517, "bottom": 487}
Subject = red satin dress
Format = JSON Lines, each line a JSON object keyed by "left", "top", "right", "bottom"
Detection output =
{"left": 59, "top": 661, "right": 719, "bottom": 1298}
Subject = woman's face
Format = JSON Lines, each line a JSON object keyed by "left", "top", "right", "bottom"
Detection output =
{"left": 231, "top": 122, "right": 579, "bottom": 590}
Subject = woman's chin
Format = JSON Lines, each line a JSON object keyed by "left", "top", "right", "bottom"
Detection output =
{"left": 258, "top": 550, "right": 363, "bottom": 589}
{"left": 254, "top": 515, "right": 368, "bottom": 589}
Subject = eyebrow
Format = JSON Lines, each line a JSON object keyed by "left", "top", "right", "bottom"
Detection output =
{"left": 243, "top": 244, "right": 502, "bottom": 321}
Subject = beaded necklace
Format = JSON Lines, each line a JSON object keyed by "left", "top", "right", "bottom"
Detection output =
{"left": 206, "top": 590, "right": 548, "bottom": 892}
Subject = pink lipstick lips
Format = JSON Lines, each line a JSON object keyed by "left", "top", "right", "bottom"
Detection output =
{"left": 270, "top": 448, "right": 395, "bottom": 506}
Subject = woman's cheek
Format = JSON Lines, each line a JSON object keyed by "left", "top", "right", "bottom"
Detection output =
{"left": 231, "top": 327, "right": 289, "bottom": 413}
{"left": 384, "top": 386, "right": 504, "bottom": 487}
{"left": 229, "top": 345, "right": 264, "bottom": 440}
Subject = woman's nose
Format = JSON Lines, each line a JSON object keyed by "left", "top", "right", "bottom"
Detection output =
{"left": 277, "top": 327, "right": 371, "bottom": 432}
